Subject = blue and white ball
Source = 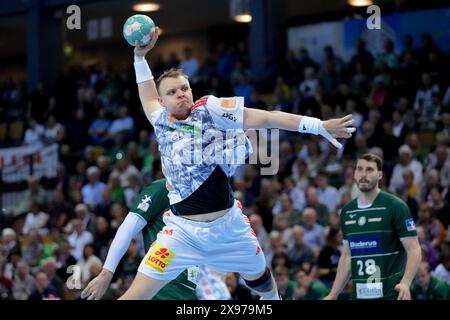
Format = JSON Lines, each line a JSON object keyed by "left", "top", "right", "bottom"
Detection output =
{"left": 123, "top": 14, "right": 156, "bottom": 47}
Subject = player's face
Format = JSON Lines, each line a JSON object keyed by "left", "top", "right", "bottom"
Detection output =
{"left": 158, "top": 76, "right": 193, "bottom": 120}
{"left": 354, "top": 159, "right": 382, "bottom": 192}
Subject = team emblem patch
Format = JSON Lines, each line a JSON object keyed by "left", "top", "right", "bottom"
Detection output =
{"left": 405, "top": 218, "right": 416, "bottom": 231}
{"left": 220, "top": 98, "right": 237, "bottom": 110}
{"left": 137, "top": 195, "right": 153, "bottom": 211}
{"left": 145, "top": 244, "right": 175, "bottom": 273}
{"left": 358, "top": 216, "right": 367, "bottom": 226}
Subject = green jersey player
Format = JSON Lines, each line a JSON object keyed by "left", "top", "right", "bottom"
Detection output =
{"left": 81, "top": 179, "right": 199, "bottom": 300}
{"left": 324, "top": 153, "right": 422, "bottom": 300}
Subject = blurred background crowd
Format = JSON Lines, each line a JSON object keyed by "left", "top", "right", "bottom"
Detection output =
{"left": 1, "top": 0, "right": 450, "bottom": 300}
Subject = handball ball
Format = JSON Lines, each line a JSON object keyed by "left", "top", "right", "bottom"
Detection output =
{"left": 123, "top": 14, "right": 156, "bottom": 47}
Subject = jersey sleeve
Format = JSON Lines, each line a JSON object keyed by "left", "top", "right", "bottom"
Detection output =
{"left": 130, "top": 179, "right": 170, "bottom": 223}
{"left": 205, "top": 95, "right": 245, "bottom": 131}
{"left": 392, "top": 199, "right": 417, "bottom": 239}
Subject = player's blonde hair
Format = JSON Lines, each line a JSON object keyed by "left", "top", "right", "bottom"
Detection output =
{"left": 156, "top": 68, "right": 189, "bottom": 93}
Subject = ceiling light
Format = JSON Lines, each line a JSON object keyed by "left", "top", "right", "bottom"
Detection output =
{"left": 348, "top": 0, "right": 373, "bottom": 6}
{"left": 132, "top": 2, "right": 160, "bottom": 12}
{"left": 234, "top": 14, "right": 252, "bottom": 23}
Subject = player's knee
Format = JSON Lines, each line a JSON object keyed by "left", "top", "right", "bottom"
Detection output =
{"left": 243, "top": 267, "right": 273, "bottom": 293}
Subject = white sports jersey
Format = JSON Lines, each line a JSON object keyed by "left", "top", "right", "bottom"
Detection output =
{"left": 150, "top": 95, "right": 252, "bottom": 205}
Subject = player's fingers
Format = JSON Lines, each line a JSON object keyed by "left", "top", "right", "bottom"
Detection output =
{"left": 342, "top": 119, "right": 355, "bottom": 127}
{"left": 81, "top": 284, "right": 91, "bottom": 298}
{"left": 346, "top": 127, "right": 356, "bottom": 133}
{"left": 322, "top": 131, "right": 342, "bottom": 149}
{"left": 340, "top": 114, "right": 353, "bottom": 123}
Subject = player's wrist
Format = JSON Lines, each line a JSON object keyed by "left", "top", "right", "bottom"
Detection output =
{"left": 101, "top": 268, "right": 114, "bottom": 279}
{"left": 298, "top": 116, "right": 322, "bottom": 135}
{"left": 134, "top": 54, "right": 145, "bottom": 62}
{"left": 134, "top": 58, "right": 154, "bottom": 83}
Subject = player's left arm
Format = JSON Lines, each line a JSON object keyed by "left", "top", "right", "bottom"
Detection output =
{"left": 396, "top": 237, "right": 421, "bottom": 300}
{"left": 243, "top": 108, "right": 355, "bottom": 149}
{"left": 392, "top": 200, "right": 422, "bottom": 300}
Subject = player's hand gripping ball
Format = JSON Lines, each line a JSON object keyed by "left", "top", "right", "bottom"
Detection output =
{"left": 123, "top": 14, "right": 156, "bottom": 47}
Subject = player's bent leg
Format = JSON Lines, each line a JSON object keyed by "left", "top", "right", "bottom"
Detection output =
{"left": 118, "top": 271, "right": 168, "bottom": 300}
{"left": 240, "top": 268, "right": 280, "bottom": 300}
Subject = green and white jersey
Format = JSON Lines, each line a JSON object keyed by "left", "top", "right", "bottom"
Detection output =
{"left": 340, "top": 191, "right": 417, "bottom": 300}
{"left": 131, "top": 179, "right": 199, "bottom": 300}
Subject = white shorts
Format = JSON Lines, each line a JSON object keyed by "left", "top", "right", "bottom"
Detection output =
{"left": 137, "top": 200, "right": 267, "bottom": 281}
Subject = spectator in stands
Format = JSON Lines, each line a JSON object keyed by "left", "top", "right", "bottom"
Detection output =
{"left": 42, "top": 257, "right": 65, "bottom": 298}
{"left": 110, "top": 157, "right": 140, "bottom": 189}
{"left": 264, "top": 231, "right": 286, "bottom": 268}
{"left": 12, "top": 261, "right": 34, "bottom": 300}
{"left": 304, "top": 187, "right": 329, "bottom": 227}
{"left": 286, "top": 225, "right": 315, "bottom": 274}
{"left": 389, "top": 144, "right": 423, "bottom": 194}
{"left": 81, "top": 166, "right": 106, "bottom": 209}
{"left": 77, "top": 243, "right": 102, "bottom": 288}
{"left": 22, "top": 202, "right": 49, "bottom": 236}
{"left": 417, "top": 203, "right": 446, "bottom": 249}
{"left": 432, "top": 241, "right": 450, "bottom": 287}
{"left": 300, "top": 207, "right": 325, "bottom": 255}
{"left": 46, "top": 190, "right": 71, "bottom": 230}
{"left": 273, "top": 266, "right": 296, "bottom": 300}
{"left": 225, "top": 272, "right": 255, "bottom": 300}
{"left": 12, "top": 176, "right": 47, "bottom": 217}
{"left": 23, "top": 118, "right": 44, "bottom": 145}
{"left": 424, "top": 143, "right": 450, "bottom": 190}
{"left": 88, "top": 108, "right": 111, "bottom": 145}
{"left": 67, "top": 218, "right": 94, "bottom": 261}
{"left": 411, "top": 262, "right": 449, "bottom": 300}
{"left": 0, "top": 228, "right": 21, "bottom": 261}
{"left": 21, "top": 230, "right": 43, "bottom": 272}
{"left": 42, "top": 115, "right": 63, "bottom": 144}
{"left": 0, "top": 261, "right": 13, "bottom": 300}
{"left": 93, "top": 216, "right": 113, "bottom": 261}
{"left": 29, "top": 272, "right": 60, "bottom": 300}
{"left": 107, "top": 106, "right": 134, "bottom": 140}
{"left": 349, "top": 39, "right": 374, "bottom": 75}
{"left": 293, "top": 265, "right": 329, "bottom": 300}
{"left": 316, "top": 227, "right": 342, "bottom": 288}
{"left": 55, "top": 239, "right": 77, "bottom": 282}
{"left": 179, "top": 47, "right": 199, "bottom": 81}
{"left": 273, "top": 193, "right": 300, "bottom": 231}
{"left": 316, "top": 172, "right": 339, "bottom": 213}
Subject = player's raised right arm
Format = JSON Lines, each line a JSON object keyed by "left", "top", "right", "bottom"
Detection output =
{"left": 324, "top": 241, "right": 352, "bottom": 300}
{"left": 133, "top": 27, "right": 162, "bottom": 119}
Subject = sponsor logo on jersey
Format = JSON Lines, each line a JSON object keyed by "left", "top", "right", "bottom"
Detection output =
{"left": 405, "top": 218, "right": 416, "bottom": 231}
{"left": 348, "top": 234, "right": 381, "bottom": 255}
{"left": 356, "top": 283, "right": 383, "bottom": 299}
{"left": 220, "top": 98, "right": 237, "bottom": 110}
{"left": 137, "top": 195, "right": 153, "bottom": 211}
{"left": 349, "top": 214, "right": 357, "bottom": 218}
{"left": 368, "top": 217, "right": 382, "bottom": 223}
{"left": 145, "top": 244, "right": 175, "bottom": 273}
{"left": 358, "top": 216, "right": 367, "bottom": 226}
{"left": 345, "top": 220, "right": 356, "bottom": 225}
{"left": 187, "top": 266, "right": 200, "bottom": 285}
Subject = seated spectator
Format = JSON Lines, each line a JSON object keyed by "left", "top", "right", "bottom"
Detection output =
{"left": 88, "top": 108, "right": 111, "bottom": 144}
{"left": 316, "top": 172, "right": 339, "bottom": 213}
{"left": 76, "top": 244, "right": 102, "bottom": 288}
{"left": 300, "top": 207, "right": 325, "bottom": 255}
{"left": 55, "top": 240, "right": 77, "bottom": 282}
{"left": 81, "top": 166, "right": 106, "bottom": 209}
{"left": 417, "top": 203, "right": 446, "bottom": 248}
{"left": 116, "top": 239, "right": 142, "bottom": 278}
{"left": 432, "top": 241, "right": 450, "bottom": 287}
{"left": 264, "top": 231, "right": 286, "bottom": 268}
{"left": 286, "top": 226, "right": 315, "bottom": 273}
{"left": 225, "top": 272, "right": 255, "bottom": 300}
{"left": 389, "top": 144, "right": 423, "bottom": 194}
{"left": 293, "top": 265, "right": 329, "bottom": 300}
{"left": 1, "top": 228, "right": 21, "bottom": 260}
{"left": 107, "top": 106, "right": 134, "bottom": 140}
{"left": 304, "top": 186, "right": 329, "bottom": 227}
{"left": 424, "top": 143, "right": 450, "bottom": 190}
{"left": 179, "top": 46, "right": 199, "bottom": 80}
{"left": 411, "top": 262, "right": 449, "bottom": 300}
{"left": 12, "top": 261, "right": 34, "bottom": 300}
{"left": 93, "top": 216, "right": 113, "bottom": 261}
{"left": 316, "top": 227, "right": 342, "bottom": 288}
{"left": 73, "top": 203, "right": 96, "bottom": 237}
{"left": 110, "top": 157, "right": 140, "bottom": 189}
{"left": 0, "top": 261, "right": 13, "bottom": 300}
{"left": 29, "top": 272, "right": 60, "bottom": 300}
{"left": 42, "top": 257, "right": 65, "bottom": 298}
{"left": 273, "top": 266, "right": 296, "bottom": 300}
{"left": 22, "top": 202, "right": 49, "bottom": 236}
{"left": 21, "top": 230, "right": 43, "bottom": 272}
{"left": 67, "top": 218, "right": 94, "bottom": 261}
{"left": 11, "top": 176, "right": 47, "bottom": 217}
{"left": 23, "top": 118, "right": 44, "bottom": 145}
{"left": 42, "top": 115, "right": 63, "bottom": 144}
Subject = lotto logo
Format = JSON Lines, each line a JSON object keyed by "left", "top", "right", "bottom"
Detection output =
{"left": 220, "top": 98, "right": 236, "bottom": 109}
{"left": 145, "top": 244, "right": 175, "bottom": 272}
